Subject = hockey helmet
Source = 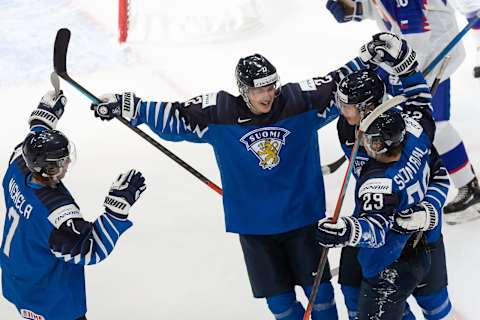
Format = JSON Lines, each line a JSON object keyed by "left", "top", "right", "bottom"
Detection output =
{"left": 363, "top": 110, "right": 406, "bottom": 158}
{"left": 336, "top": 69, "right": 385, "bottom": 112}
{"left": 22, "top": 130, "right": 76, "bottom": 180}
{"left": 235, "top": 54, "right": 280, "bottom": 109}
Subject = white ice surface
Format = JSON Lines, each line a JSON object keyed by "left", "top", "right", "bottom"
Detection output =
{"left": 0, "top": 0, "right": 479, "bottom": 319}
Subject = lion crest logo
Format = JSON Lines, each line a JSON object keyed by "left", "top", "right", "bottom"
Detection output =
{"left": 240, "top": 127, "right": 290, "bottom": 170}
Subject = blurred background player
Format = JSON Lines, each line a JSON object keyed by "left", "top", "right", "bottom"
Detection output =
{"left": 0, "top": 89, "right": 146, "bottom": 320}
{"left": 325, "top": 0, "right": 480, "bottom": 224}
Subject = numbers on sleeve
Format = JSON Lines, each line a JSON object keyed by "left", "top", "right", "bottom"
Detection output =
{"left": 362, "top": 193, "right": 384, "bottom": 211}
{"left": 2, "top": 207, "right": 20, "bottom": 257}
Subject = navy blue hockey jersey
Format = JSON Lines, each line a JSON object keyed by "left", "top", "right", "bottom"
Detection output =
{"left": 1, "top": 146, "right": 132, "bottom": 320}
{"left": 131, "top": 70, "right": 347, "bottom": 234}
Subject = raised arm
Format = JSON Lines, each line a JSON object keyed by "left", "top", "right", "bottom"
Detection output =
{"left": 48, "top": 169, "right": 146, "bottom": 265}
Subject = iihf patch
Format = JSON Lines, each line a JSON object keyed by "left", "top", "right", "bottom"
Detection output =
{"left": 240, "top": 127, "right": 290, "bottom": 170}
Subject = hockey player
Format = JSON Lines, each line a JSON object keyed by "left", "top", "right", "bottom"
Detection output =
{"left": 85, "top": 51, "right": 387, "bottom": 319}
{"left": 0, "top": 90, "right": 146, "bottom": 320}
{"left": 327, "top": 34, "right": 453, "bottom": 319}
{"left": 317, "top": 110, "right": 444, "bottom": 319}
{"left": 326, "top": 0, "right": 480, "bottom": 224}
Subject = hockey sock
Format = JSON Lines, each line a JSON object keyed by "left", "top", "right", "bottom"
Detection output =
{"left": 415, "top": 288, "right": 452, "bottom": 320}
{"left": 266, "top": 291, "right": 304, "bottom": 320}
{"left": 340, "top": 285, "right": 359, "bottom": 320}
{"left": 303, "top": 282, "right": 338, "bottom": 320}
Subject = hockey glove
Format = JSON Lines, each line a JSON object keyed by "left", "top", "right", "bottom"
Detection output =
{"left": 326, "top": 0, "right": 363, "bottom": 23}
{"left": 393, "top": 201, "right": 438, "bottom": 234}
{"left": 316, "top": 216, "right": 360, "bottom": 248}
{"left": 28, "top": 90, "right": 66, "bottom": 130}
{"left": 104, "top": 169, "right": 147, "bottom": 220}
{"left": 92, "top": 92, "right": 141, "bottom": 121}
{"left": 359, "top": 32, "right": 418, "bottom": 76}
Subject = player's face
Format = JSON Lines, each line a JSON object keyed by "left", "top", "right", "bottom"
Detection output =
{"left": 247, "top": 85, "right": 276, "bottom": 114}
{"left": 340, "top": 103, "right": 361, "bottom": 125}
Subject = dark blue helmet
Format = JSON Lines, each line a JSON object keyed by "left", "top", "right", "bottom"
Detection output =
{"left": 364, "top": 110, "right": 406, "bottom": 156}
{"left": 235, "top": 54, "right": 280, "bottom": 108}
{"left": 22, "top": 130, "right": 73, "bottom": 176}
{"left": 337, "top": 70, "right": 385, "bottom": 111}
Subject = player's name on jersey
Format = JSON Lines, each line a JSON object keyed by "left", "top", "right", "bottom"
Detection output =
{"left": 393, "top": 146, "right": 429, "bottom": 190}
{"left": 8, "top": 178, "right": 33, "bottom": 219}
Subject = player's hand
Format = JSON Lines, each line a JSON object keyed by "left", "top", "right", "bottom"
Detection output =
{"left": 28, "top": 90, "right": 67, "bottom": 130}
{"left": 326, "top": 0, "right": 352, "bottom": 23}
{"left": 104, "top": 169, "right": 147, "bottom": 220}
{"left": 91, "top": 92, "right": 140, "bottom": 121}
{"left": 316, "top": 216, "right": 356, "bottom": 248}
{"left": 393, "top": 201, "right": 438, "bottom": 233}
{"left": 360, "top": 32, "right": 418, "bottom": 76}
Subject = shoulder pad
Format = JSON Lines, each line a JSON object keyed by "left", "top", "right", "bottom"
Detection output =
{"left": 359, "top": 178, "right": 393, "bottom": 196}
{"left": 48, "top": 203, "right": 82, "bottom": 229}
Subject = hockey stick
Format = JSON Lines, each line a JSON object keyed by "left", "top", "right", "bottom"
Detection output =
{"left": 424, "top": 11, "right": 480, "bottom": 76}
{"left": 303, "top": 95, "right": 406, "bottom": 320}
{"left": 321, "top": 156, "right": 347, "bottom": 175}
{"left": 50, "top": 72, "right": 60, "bottom": 95}
{"left": 53, "top": 28, "right": 223, "bottom": 196}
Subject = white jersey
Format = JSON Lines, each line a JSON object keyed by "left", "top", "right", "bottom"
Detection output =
{"left": 357, "top": 0, "right": 466, "bottom": 84}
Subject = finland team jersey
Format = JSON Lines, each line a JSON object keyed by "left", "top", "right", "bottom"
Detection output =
{"left": 1, "top": 146, "right": 132, "bottom": 320}
{"left": 353, "top": 117, "right": 435, "bottom": 278}
{"left": 131, "top": 70, "right": 347, "bottom": 235}
{"left": 336, "top": 69, "right": 448, "bottom": 245}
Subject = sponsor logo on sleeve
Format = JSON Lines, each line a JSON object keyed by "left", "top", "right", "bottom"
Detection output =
{"left": 48, "top": 204, "right": 82, "bottom": 229}
{"left": 202, "top": 92, "right": 217, "bottom": 109}
{"left": 299, "top": 78, "right": 317, "bottom": 91}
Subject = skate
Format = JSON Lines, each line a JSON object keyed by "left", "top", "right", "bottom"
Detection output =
{"left": 444, "top": 177, "right": 480, "bottom": 225}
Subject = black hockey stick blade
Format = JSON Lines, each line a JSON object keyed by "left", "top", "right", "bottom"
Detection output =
{"left": 53, "top": 28, "right": 70, "bottom": 75}
{"left": 322, "top": 156, "right": 347, "bottom": 175}
{"left": 53, "top": 28, "right": 102, "bottom": 104}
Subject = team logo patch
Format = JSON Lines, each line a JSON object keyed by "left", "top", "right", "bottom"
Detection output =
{"left": 240, "top": 127, "right": 290, "bottom": 170}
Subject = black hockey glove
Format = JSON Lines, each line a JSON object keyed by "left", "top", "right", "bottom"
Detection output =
{"left": 91, "top": 92, "right": 141, "bottom": 121}
{"left": 360, "top": 32, "right": 418, "bottom": 76}
{"left": 28, "top": 90, "right": 66, "bottom": 130}
{"left": 104, "top": 169, "right": 147, "bottom": 220}
{"left": 316, "top": 216, "right": 359, "bottom": 248}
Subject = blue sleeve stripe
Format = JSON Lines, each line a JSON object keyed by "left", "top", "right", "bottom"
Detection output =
{"left": 91, "top": 228, "right": 109, "bottom": 259}
{"left": 427, "top": 186, "right": 448, "bottom": 200}
{"left": 96, "top": 217, "right": 116, "bottom": 249}
{"left": 103, "top": 214, "right": 120, "bottom": 238}
{"left": 426, "top": 194, "right": 443, "bottom": 211}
